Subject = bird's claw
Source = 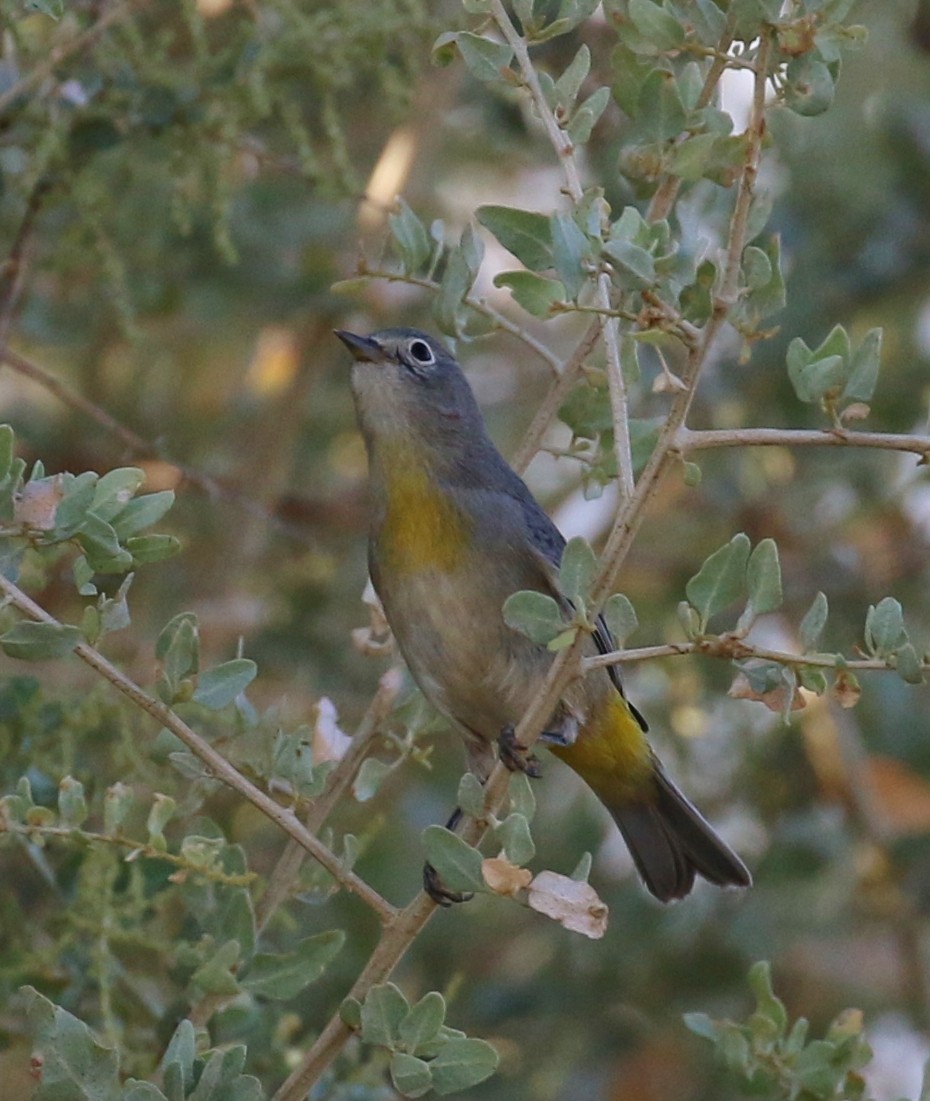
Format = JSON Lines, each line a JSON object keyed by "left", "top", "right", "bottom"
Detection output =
{"left": 498, "top": 724, "right": 542, "bottom": 778}
{"left": 423, "top": 862, "right": 473, "bottom": 907}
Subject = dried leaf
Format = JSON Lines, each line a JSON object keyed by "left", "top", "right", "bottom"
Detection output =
{"left": 526, "top": 870, "right": 608, "bottom": 938}
{"left": 729, "top": 672, "right": 806, "bottom": 713}
{"left": 15, "top": 478, "right": 64, "bottom": 530}
{"left": 832, "top": 669, "right": 861, "bottom": 709}
{"left": 482, "top": 857, "right": 532, "bottom": 898}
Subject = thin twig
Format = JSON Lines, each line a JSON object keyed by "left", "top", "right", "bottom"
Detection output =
{"left": 511, "top": 319, "right": 600, "bottom": 473}
{"left": 0, "top": 574, "right": 397, "bottom": 925}
{"left": 583, "top": 639, "right": 927, "bottom": 676}
{"left": 677, "top": 425, "right": 930, "bottom": 462}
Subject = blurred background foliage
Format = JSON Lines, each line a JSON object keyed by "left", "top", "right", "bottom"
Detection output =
{"left": 2, "top": 0, "right": 930, "bottom": 1099}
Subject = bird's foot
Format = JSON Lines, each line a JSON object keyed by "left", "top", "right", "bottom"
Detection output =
{"left": 497, "top": 724, "right": 542, "bottom": 778}
{"left": 423, "top": 861, "right": 473, "bottom": 907}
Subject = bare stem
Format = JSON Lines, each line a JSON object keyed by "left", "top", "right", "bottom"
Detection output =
{"left": 511, "top": 319, "right": 600, "bottom": 473}
{"left": 0, "top": 574, "right": 397, "bottom": 925}
{"left": 677, "top": 425, "right": 930, "bottom": 462}
{"left": 583, "top": 639, "right": 926, "bottom": 676}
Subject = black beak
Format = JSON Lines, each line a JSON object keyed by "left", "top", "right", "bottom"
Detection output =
{"left": 334, "top": 330, "right": 383, "bottom": 362}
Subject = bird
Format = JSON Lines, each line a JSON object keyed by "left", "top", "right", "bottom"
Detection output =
{"left": 335, "top": 326, "right": 751, "bottom": 903}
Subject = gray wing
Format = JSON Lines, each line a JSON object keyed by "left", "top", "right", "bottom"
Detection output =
{"left": 503, "top": 473, "right": 649, "bottom": 733}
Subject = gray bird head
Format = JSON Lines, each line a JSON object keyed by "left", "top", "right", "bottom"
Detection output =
{"left": 335, "top": 327, "right": 491, "bottom": 473}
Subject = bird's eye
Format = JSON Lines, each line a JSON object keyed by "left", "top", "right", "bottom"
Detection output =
{"left": 408, "top": 339, "right": 435, "bottom": 366}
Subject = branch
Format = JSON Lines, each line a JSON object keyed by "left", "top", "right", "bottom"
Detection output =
{"left": 511, "top": 319, "right": 600, "bottom": 473}
{"left": 0, "top": 574, "right": 397, "bottom": 926}
{"left": 583, "top": 638, "right": 927, "bottom": 676}
{"left": 677, "top": 425, "right": 930, "bottom": 462}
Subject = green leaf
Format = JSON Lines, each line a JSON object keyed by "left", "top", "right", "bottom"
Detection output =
{"left": 53, "top": 472, "right": 99, "bottom": 536}
{"left": 457, "top": 771, "right": 486, "bottom": 817}
{"left": 58, "top": 776, "right": 88, "bottom": 828}
{"left": 157, "top": 613, "right": 199, "bottom": 698}
{"left": 783, "top": 55, "right": 836, "bottom": 116}
{"left": 493, "top": 813, "right": 535, "bottom": 865}
{"left": 99, "top": 573, "right": 133, "bottom": 636}
{"left": 390, "top": 1053, "right": 433, "bottom": 1098}
{"left": 493, "top": 271, "right": 564, "bottom": 317}
{"left": 895, "top": 643, "right": 925, "bottom": 685}
{"left": 193, "top": 659, "right": 257, "bottom": 710}
{"left": 685, "top": 533, "right": 751, "bottom": 630}
{"left": 477, "top": 206, "right": 553, "bottom": 271}
{"left": 104, "top": 782, "right": 133, "bottom": 834}
{"left": 865, "top": 597, "right": 907, "bottom": 658}
{"left": 146, "top": 793, "right": 176, "bottom": 847}
{"left": 455, "top": 33, "right": 514, "bottom": 84}
{"left": 422, "top": 824, "right": 485, "bottom": 893}
{"left": 360, "top": 982, "right": 411, "bottom": 1048}
{"left": 786, "top": 344, "right": 845, "bottom": 404}
{"left": 636, "top": 69, "right": 686, "bottom": 141}
{"left": 353, "top": 756, "right": 392, "bottom": 801}
{"left": 126, "top": 534, "right": 181, "bottom": 564}
{"left": 553, "top": 44, "right": 590, "bottom": 110}
{"left": 567, "top": 86, "right": 610, "bottom": 144}
{"left": 843, "top": 327, "right": 882, "bottom": 402}
{"left": 748, "top": 960, "right": 788, "bottom": 1036}
{"left": 508, "top": 771, "right": 536, "bottom": 822}
{"left": 559, "top": 536, "right": 597, "bottom": 604}
{"left": 389, "top": 198, "right": 431, "bottom": 274}
{"left": 745, "top": 539, "right": 782, "bottom": 616}
{"left": 242, "top": 930, "right": 345, "bottom": 1000}
{"left": 628, "top": 0, "right": 685, "bottom": 51}
{"left": 0, "top": 621, "right": 82, "bottom": 661}
{"left": 550, "top": 212, "right": 592, "bottom": 298}
{"left": 111, "top": 491, "right": 174, "bottom": 539}
{"left": 502, "top": 590, "right": 565, "bottom": 644}
{"left": 430, "top": 1037, "right": 500, "bottom": 1095}
{"left": 91, "top": 467, "right": 145, "bottom": 521}
{"left": 398, "top": 991, "right": 447, "bottom": 1054}
{"left": 799, "top": 591, "right": 829, "bottom": 652}
{"left": 683, "top": 1011, "right": 719, "bottom": 1042}
{"left": 22, "top": 987, "right": 120, "bottom": 1101}
{"left": 602, "top": 238, "right": 656, "bottom": 289}
{"left": 602, "top": 593, "right": 638, "bottom": 645}
{"left": 190, "top": 940, "right": 241, "bottom": 996}
{"left": 433, "top": 239, "right": 475, "bottom": 336}
{"left": 77, "top": 513, "right": 132, "bottom": 573}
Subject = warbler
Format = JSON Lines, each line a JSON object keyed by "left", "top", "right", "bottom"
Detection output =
{"left": 336, "top": 326, "right": 750, "bottom": 903}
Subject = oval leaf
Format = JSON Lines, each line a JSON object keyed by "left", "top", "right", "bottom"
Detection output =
{"left": 193, "top": 659, "right": 257, "bottom": 709}
{"left": 0, "top": 621, "right": 82, "bottom": 661}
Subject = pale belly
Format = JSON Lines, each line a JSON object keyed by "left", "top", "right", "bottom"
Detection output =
{"left": 378, "top": 564, "right": 554, "bottom": 745}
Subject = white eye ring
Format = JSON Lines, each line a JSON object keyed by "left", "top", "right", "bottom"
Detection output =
{"left": 408, "top": 339, "right": 435, "bottom": 366}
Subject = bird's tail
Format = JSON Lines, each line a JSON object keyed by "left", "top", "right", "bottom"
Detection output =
{"left": 551, "top": 694, "right": 750, "bottom": 902}
{"left": 604, "top": 760, "right": 752, "bottom": 902}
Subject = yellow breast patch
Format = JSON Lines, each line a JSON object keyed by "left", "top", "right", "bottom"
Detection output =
{"left": 379, "top": 459, "right": 472, "bottom": 574}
